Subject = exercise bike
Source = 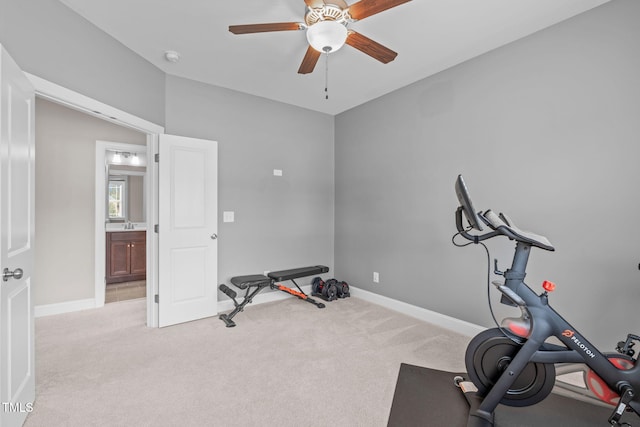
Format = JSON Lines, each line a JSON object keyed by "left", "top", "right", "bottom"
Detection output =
{"left": 452, "top": 175, "right": 640, "bottom": 427}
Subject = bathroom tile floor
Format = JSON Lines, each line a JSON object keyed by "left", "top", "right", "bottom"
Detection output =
{"left": 105, "top": 280, "right": 146, "bottom": 303}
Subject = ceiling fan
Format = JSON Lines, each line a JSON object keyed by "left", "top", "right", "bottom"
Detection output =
{"left": 229, "top": 0, "right": 412, "bottom": 74}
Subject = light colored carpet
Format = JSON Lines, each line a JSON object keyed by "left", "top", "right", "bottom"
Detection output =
{"left": 25, "top": 296, "right": 470, "bottom": 426}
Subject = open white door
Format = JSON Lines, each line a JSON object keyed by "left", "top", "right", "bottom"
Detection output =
{"left": 158, "top": 134, "right": 218, "bottom": 327}
{"left": 0, "top": 46, "right": 36, "bottom": 425}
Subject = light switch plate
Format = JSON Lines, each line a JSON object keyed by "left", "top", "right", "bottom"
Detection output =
{"left": 223, "top": 211, "right": 235, "bottom": 223}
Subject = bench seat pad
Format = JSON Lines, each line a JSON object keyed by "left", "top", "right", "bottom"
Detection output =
{"left": 268, "top": 265, "right": 329, "bottom": 282}
{"left": 230, "top": 274, "right": 271, "bottom": 290}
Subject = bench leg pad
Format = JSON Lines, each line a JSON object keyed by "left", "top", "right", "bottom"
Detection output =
{"left": 219, "top": 314, "right": 236, "bottom": 328}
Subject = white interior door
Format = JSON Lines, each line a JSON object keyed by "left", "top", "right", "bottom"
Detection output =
{"left": 0, "top": 45, "right": 36, "bottom": 425}
{"left": 158, "top": 134, "right": 218, "bottom": 327}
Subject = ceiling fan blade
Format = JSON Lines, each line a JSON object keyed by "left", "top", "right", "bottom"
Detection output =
{"left": 345, "top": 31, "right": 397, "bottom": 63}
{"left": 348, "top": 0, "right": 412, "bottom": 20}
{"left": 304, "top": 0, "right": 326, "bottom": 8}
{"left": 229, "top": 22, "right": 302, "bottom": 34}
{"left": 298, "top": 46, "right": 322, "bottom": 74}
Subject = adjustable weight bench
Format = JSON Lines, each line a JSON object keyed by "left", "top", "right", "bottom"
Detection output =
{"left": 218, "top": 265, "right": 329, "bottom": 327}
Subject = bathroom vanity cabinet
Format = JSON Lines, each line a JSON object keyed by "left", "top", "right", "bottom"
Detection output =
{"left": 106, "top": 230, "right": 146, "bottom": 284}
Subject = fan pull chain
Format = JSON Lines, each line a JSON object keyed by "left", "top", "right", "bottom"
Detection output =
{"left": 324, "top": 47, "right": 330, "bottom": 100}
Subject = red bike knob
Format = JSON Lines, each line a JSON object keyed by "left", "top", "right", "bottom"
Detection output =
{"left": 542, "top": 280, "right": 556, "bottom": 292}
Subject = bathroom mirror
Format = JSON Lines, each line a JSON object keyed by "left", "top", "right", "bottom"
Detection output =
{"left": 106, "top": 150, "right": 146, "bottom": 223}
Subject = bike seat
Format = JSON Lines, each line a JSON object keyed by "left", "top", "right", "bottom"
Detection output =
{"left": 483, "top": 210, "right": 555, "bottom": 251}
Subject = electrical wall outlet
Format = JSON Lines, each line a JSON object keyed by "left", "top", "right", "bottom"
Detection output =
{"left": 373, "top": 272, "right": 380, "bottom": 283}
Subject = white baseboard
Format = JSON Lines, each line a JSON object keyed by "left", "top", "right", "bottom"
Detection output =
{"left": 35, "top": 298, "right": 96, "bottom": 318}
{"left": 348, "top": 286, "right": 485, "bottom": 337}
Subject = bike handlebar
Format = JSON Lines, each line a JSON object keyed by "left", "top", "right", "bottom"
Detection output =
{"left": 454, "top": 185, "right": 555, "bottom": 251}
{"left": 455, "top": 207, "right": 502, "bottom": 243}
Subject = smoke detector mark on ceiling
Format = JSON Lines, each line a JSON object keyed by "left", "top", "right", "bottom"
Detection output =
{"left": 164, "top": 50, "right": 181, "bottom": 63}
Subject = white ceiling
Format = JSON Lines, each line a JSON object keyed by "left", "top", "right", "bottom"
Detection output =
{"left": 58, "top": 0, "right": 610, "bottom": 115}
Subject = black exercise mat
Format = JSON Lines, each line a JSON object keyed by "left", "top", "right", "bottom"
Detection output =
{"left": 387, "top": 363, "right": 635, "bottom": 427}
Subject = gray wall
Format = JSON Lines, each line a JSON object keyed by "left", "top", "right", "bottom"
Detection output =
{"left": 35, "top": 98, "right": 146, "bottom": 306}
{"left": 335, "top": 0, "right": 640, "bottom": 349}
{"left": 0, "top": 0, "right": 165, "bottom": 125}
{"left": 165, "top": 76, "right": 335, "bottom": 290}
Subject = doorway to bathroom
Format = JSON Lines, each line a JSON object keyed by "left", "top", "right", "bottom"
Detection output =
{"left": 34, "top": 96, "right": 153, "bottom": 322}
{"left": 95, "top": 141, "right": 148, "bottom": 305}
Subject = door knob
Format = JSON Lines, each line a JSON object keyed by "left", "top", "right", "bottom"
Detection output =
{"left": 210, "top": 233, "right": 218, "bottom": 240}
{"left": 3, "top": 267, "right": 23, "bottom": 282}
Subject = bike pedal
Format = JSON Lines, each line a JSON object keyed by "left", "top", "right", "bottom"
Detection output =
{"left": 608, "top": 387, "right": 634, "bottom": 426}
{"left": 460, "top": 381, "right": 478, "bottom": 394}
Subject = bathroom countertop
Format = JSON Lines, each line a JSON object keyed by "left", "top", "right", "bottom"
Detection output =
{"left": 106, "top": 224, "right": 147, "bottom": 232}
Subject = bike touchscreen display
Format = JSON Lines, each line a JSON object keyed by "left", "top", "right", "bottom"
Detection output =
{"left": 455, "top": 175, "right": 483, "bottom": 231}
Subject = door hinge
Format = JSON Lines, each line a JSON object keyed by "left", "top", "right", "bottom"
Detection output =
{"left": 154, "top": 294, "right": 159, "bottom": 303}
{"left": 154, "top": 224, "right": 159, "bottom": 233}
{"left": 154, "top": 153, "right": 159, "bottom": 163}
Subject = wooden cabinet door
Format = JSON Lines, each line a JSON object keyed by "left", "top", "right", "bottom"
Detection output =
{"left": 108, "top": 240, "right": 131, "bottom": 280}
{"left": 129, "top": 238, "right": 146, "bottom": 276}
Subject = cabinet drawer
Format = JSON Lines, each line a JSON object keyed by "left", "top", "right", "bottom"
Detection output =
{"left": 108, "top": 230, "right": 146, "bottom": 242}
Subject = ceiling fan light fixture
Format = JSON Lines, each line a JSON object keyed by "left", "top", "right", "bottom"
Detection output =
{"left": 306, "top": 21, "right": 348, "bottom": 53}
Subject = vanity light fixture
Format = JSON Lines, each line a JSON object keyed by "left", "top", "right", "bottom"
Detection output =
{"left": 111, "top": 151, "right": 143, "bottom": 165}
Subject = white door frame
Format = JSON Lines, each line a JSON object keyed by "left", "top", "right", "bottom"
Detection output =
{"left": 27, "top": 73, "right": 164, "bottom": 327}
{"left": 95, "top": 141, "right": 148, "bottom": 309}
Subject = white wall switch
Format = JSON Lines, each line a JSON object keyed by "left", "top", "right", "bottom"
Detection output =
{"left": 223, "top": 211, "right": 235, "bottom": 223}
{"left": 373, "top": 272, "right": 380, "bottom": 283}
{"left": 273, "top": 169, "right": 283, "bottom": 176}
